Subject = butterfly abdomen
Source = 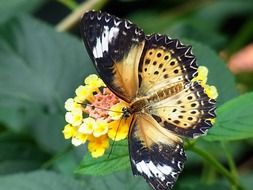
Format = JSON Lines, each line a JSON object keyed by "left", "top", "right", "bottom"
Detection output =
{"left": 147, "top": 83, "right": 183, "bottom": 103}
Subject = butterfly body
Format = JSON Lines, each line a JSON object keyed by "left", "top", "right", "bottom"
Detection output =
{"left": 81, "top": 10, "right": 216, "bottom": 190}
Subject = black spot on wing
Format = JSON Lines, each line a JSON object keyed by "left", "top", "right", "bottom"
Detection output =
{"left": 129, "top": 124, "right": 186, "bottom": 190}
{"left": 152, "top": 82, "right": 216, "bottom": 138}
{"left": 138, "top": 34, "right": 198, "bottom": 84}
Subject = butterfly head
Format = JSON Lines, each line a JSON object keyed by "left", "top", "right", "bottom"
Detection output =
{"left": 122, "top": 107, "right": 131, "bottom": 118}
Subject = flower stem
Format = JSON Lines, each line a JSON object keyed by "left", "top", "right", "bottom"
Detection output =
{"left": 190, "top": 145, "right": 245, "bottom": 190}
{"left": 221, "top": 142, "right": 238, "bottom": 180}
{"left": 56, "top": 0, "right": 109, "bottom": 32}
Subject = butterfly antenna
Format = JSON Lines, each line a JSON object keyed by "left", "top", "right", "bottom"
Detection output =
{"left": 107, "top": 117, "right": 123, "bottom": 159}
{"left": 77, "top": 102, "right": 123, "bottom": 113}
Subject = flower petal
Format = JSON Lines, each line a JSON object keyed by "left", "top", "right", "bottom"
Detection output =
{"left": 90, "top": 147, "right": 106, "bottom": 158}
{"left": 85, "top": 74, "right": 105, "bottom": 89}
{"left": 64, "top": 98, "right": 81, "bottom": 112}
{"left": 79, "top": 117, "right": 95, "bottom": 134}
{"left": 62, "top": 124, "right": 77, "bottom": 139}
{"left": 108, "top": 101, "right": 127, "bottom": 120}
{"left": 88, "top": 135, "right": 109, "bottom": 158}
{"left": 204, "top": 85, "right": 218, "bottom": 99}
{"left": 72, "top": 137, "right": 83, "bottom": 146}
{"left": 93, "top": 120, "right": 108, "bottom": 137}
{"left": 108, "top": 118, "right": 131, "bottom": 141}
{"left": 192, "top": 66, "right": 208, "bottom": 85}
{"left": 65, "top": 109, "right": 83, "bottom": 126}
{"left": 75, "top": 85, "right": 94, "bottom": 102}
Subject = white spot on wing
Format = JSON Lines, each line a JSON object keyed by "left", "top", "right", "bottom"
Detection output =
{"left": 157, "top": 164, "right": 173, "bottom": 175}
{"left": 109, "top": 26, "right": 119, "bottom": 43}
{"left": 101, "top": 26, "right": 109, "bottom": 53}
{"left": 136, "top": 161, "right": 174, "bottom": 182}
{"left": 93, "top": 37, "right": 102, "bottom": 58}
{"left": 136, "top": 160, "right": 153, "bottom": 178}
{"left": 92, "top": 26, "right": 119, "bottom": 58}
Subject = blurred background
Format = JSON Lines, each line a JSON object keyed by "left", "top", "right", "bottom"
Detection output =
{"left": 0, "top": 0, "right": 253, "bottom": 190}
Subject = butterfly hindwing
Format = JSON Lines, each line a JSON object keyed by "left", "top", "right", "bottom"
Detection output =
{"left": 128, "top": 113, "right": 186, "bottom": 190}
{"left": 148, "top": 82, "right": 216, "bottom": 138}
{"left": 81, "top": 11, "right": 145, "bottom": 102}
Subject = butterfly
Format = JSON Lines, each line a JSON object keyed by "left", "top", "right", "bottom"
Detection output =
{"left": 80, "top": 10, "right": 216, "bottom": 190}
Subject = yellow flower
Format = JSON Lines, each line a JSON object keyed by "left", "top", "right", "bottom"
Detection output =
{"left": 75, "top": 85, "right": 94, "bottom": 102}
{"left": 84, "top": 74, "right": 105, "bottom": 89}
{"left": 204, "top": 85, "right": 218, "bottom": 99}
{"left": 65, "top": 109, "right": 83, "bottom": 126}
{"left": 191, "top": 66, "right": 218, "bottom": 99}
{"left": 88, "top": 135, "right": 109, "bottom": 158}
{"left": 207, "top": 118, "right": 216, "bottom": 125}
{"left": 62, "top": 124, "right": 77, "bottom": 139}
{"left": 79, "top": 117, "right": 95, "bottom": 134}
{"left": 72, "top": 133, "right": 88, "bottom": 146}
{"left": 108, "top": 117, "right": 132, "bottom": 141}
{"left": 109, "top": 101, "right": 128, "bottom": 120}
{"left": 63, "top": 74, "right": 131, "bottom": 158}
{"left": 192, "top": 66, "right": 208, "bottom": 86}
{"left": 93, "top": 120, "right": 108, "bottom": 137}
{"left": 64, "top": 98, "right": 81, "bottom": 111}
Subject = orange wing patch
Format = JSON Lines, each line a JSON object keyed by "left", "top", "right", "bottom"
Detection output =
{"left": 112, "top": 42, "right": 145, "bottom": 102}
{"left": 131, "top": 113, "right": 182, "bottom": 148}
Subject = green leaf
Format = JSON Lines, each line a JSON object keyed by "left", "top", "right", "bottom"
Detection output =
{"left": 165, "top": 20, "right": 227, "bottom": 50}
{"left": 29, "top": 113, "right": 69, "bottom": 153}
{"left": 0, "top": 14, "right": 95, "bottom": 152}
{"left": 175, "top": 176, "right": 228, "bottom": 190}
{"left": 0, "top": 0, "right": 43, "bottom": 25}
{"left": 185, "top": 40, "right": 238, "bottom": 105}
{"left": 0, "top": 133, "right": 49, "bottom": 175}
{"left": 205, "top": 92, "right": 253, "bottom": 141}
{"left": 76, "top": 140, "right": 129, "bottom": 176}
{"left": 0, "top": 170, "right": 84, "bottom": 190}
{"left": 240, "top": 172, "right": 253, "bottom": 190}
{"left": 194, "top": 0, "right": 253, "bottom": 31}
{"left": 82, "top": 170, "right": 150, "bottom": 190}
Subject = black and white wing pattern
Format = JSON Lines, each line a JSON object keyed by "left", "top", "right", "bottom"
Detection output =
{"left": 129, "top": 113, "right": 186, "bottom": 190}
{"left": 80, "top": 10, "right": 145, "bottom": 102}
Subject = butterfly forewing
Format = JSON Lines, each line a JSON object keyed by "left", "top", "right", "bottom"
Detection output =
{"left": 81, "top": 10, "right": 145, "bottom": 102}
{"left": 138, "top": 34, "right": 197, "bottom": 96}
{"left": 129, "top": 113, "right": 186, "bottom": 190}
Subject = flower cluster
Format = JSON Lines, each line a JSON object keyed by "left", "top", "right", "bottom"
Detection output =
{"left": 192, "top": 66, "right": 218, "bottom": 124}
{"left": 63, "top": 74, "right": 131, "bottom": 158}
{"left": 192, "top": 66, "right": 218, "bottom": 100}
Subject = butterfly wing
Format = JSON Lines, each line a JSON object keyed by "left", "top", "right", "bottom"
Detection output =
{"left": 137, "top": 34, "right": 216, "bottom": 138}
{"left": 80, "top": 11, "right": 145, "bottom": 102}
{"left": 149, "top": 82, "right": 216, "bottom": 138}
{"left": 129, "top": 113, "right": 186, "bottom": 190}
{"left": 138, "top": 34, "right": 197, "bottom": 96}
